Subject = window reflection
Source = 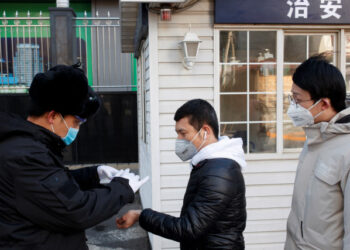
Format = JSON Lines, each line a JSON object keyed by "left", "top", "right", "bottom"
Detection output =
{"left": 220, "top": 31, "right": 247, "bottom": 63}
{"left": 220, "top": 65, "right": 247, "bottom": 92}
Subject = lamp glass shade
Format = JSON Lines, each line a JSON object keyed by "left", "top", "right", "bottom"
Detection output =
{"left": 186, "top": 42, "right": 199, "bottom": 58}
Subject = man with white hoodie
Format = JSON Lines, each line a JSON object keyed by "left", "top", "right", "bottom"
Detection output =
{"left": 116, "top": 99, "right": 246, "bottom": 250}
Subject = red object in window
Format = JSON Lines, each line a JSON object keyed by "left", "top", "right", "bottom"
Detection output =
{"left": 161, "top": 9, "right": 171, "bottom": 21}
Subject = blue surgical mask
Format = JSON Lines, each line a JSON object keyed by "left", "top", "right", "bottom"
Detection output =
{"left": 62, "top": 127, "right": 79, "bottom": 146}
{"left": 60, "top": 114, "right": 79, "bottom": 145}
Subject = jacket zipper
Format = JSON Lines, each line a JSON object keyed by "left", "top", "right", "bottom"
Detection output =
{"left": 301, "top": 221, "right": 304, "bottom": 238}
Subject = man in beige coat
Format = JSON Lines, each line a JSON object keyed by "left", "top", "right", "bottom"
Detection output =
{"left": 285, "top": 54, "right": 350, "bottom": 250}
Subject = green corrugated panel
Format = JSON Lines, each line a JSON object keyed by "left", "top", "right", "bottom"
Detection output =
{"left": 131, "top": 53, "right": 137, "bottom": 91}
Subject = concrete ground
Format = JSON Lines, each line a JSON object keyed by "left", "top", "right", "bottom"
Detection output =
{"left": 69, "top": 163, "right": 151, "bottom": 250}
{"left": 86, "top": 193, "right": 151, "bottom": 250}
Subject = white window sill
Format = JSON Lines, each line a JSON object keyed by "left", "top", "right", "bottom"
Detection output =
{"left": 245, "top": 152, "right": 301, "bottom": 161}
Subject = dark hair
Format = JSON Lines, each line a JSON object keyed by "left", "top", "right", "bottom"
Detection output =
{"left": 174, "top": 99, "right": 219, "bottom": 139}
{"left": 28, "top": 63, "right": 101, "bottom": 118}
{"left": 293, "top": 53, "right": 346, "bottom": 112}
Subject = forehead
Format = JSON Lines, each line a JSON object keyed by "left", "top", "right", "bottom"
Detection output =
{"left": 291, "top": 83, "right": 310, "bottom": 97}
{"left": 175, "top": 117, "right": 194, "bottom": 132}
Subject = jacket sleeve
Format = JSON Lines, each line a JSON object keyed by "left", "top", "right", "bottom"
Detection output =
{"left": 139, "top": 164, "right": 244, "bottom": 242}
{"left": 69, "top": 166, "right": 100, "bottom": 190}
{"left": 343, "top": 173, "right": 350, "bottom": 249}
{"left": 13, "top": 152, "right": 134, "bottom": 233}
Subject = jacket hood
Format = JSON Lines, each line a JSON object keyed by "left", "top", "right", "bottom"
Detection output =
{"left": 304, "top": 107, "right": 350, "bottom": 145}
{"left": 191, "top": 136, "right": 247, "bottom": 168}
{"left": 0, "top": 112, "right": 65, "bottom": 151}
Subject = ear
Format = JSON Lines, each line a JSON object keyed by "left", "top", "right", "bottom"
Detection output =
{"left": 47, "top": 111, "right": 58, "bottom": 124}
{"left": 321, "top": 98, "right": 331, "bottom": 110}
{"left": 202, "top": 124, "right": 211, "bottom": 139}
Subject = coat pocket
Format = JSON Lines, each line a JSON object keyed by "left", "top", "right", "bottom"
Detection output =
{"left": 314, "top": 161, "right": 340, "bottom": 186}
{"left": 41, "top": 171, "right": 83, "bottom": 211}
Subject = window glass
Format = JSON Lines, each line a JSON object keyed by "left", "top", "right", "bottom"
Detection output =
{"left": 220, "top": 95, "right": 247, "bottom": 122}
{"left": 250, "top": 31, "right": 276, "bottom": 63}
{"left": 346, "top": 35, "right": 350, "bottom": 90}
{"left": 220, "top": 65, "right": 247, "bottom": 92}
{"left": 220, "top": 31, "right": 277, "bottom": 153}
{"left": 284, "top": 35, "right": 306, "bottom": 63}
{"left": 220, "top": 31, "right": 247, "bottom": 63}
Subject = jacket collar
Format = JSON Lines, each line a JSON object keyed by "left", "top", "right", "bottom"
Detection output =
{"left": 0, "top": 112, "right": 66, "bottom": 156}
{"left": 304, "top": 107, "right": 350, "bottom": 145}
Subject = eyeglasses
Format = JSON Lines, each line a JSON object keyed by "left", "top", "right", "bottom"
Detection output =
{"left": 74, "top": 115, "right": 87, "bottom": 126}
{"left": 288, "top": 94, "right": 313, "bottom": 107}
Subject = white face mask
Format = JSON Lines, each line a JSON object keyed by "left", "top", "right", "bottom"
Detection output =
{"left": 175, "top": 129, "right": 207, "bottom": 161}
{"left": 287, "top": 99, "right": 323, "bottom": 127}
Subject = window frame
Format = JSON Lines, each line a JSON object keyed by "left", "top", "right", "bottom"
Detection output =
{"left": 214, "top": 26, "right": 348, "bottom": 159}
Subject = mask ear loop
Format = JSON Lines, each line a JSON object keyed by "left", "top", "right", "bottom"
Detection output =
{"left": 59, "top": 113, "right": 70, "bottom": 130}
{"left": 190, "top": 128, "right": 202, "bottom": 143}
{"left": 309, "top": 99, "right": 323, "bottom": 119}
{"left": 197, "top": 131, "right": 207, "bottom": 151}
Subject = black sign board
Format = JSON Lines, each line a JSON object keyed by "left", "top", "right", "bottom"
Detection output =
{"left": 215, "top": 0, "right": 350, "bottom": 24}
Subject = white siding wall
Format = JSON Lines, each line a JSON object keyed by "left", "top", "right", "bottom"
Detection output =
{"left": 138, "top": 37, "right": 152, "bottom": 210}
{"left": 140, "top": 0, "right": 299, "bottom": 249}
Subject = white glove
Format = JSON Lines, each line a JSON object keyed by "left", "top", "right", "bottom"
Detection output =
{"left": 97, "top": 165, "right": 124, "bottom": 184}
{"left": 120, "top": 171, "right": 149, "bottom": 193}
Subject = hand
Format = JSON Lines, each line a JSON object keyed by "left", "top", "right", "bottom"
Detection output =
{"left": 97, "top": 165, "right": 125, "bottom": 184}
{"left": 120, "top": 172, "right": 149, "bottom": 193}
{"left": 116, "top": 210, "right": 141, "bottom": 229}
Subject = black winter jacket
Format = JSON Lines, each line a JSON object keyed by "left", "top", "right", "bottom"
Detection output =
{"left": 139, "top": 158, "right": 246, "bottom": 249}
{"left": 0, "top": 112, "right": 134, "bottom": 250}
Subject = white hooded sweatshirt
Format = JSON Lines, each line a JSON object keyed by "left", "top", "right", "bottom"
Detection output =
{"left": 191, "top": 136, "right": 247, "bottom": 169}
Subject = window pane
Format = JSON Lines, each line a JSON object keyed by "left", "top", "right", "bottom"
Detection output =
{"left": 250, "top": 123, "right": 276, "bottom": 153}
{"left": 347, "top": 35, "right": 350, "bottom": 62}
{"left": 284, "top": 35, "right": 307, "bottom": 63}
{"left": 346, "top": 65, "right": 350, "bottom": 90}
{"left": 283, "top": 123, "right": 305, "bottom": 149}
{"left": 309, "top": 35, "right": 334, "bottom": 61}
{"left": 220, "top": 65, "right": 247, "bottom": 92}
{"left": 249, "top": 31, "right": 276, "bottom": 62}
{"left": 283, "top": 65, "right": 298, "bottom": 93}
{"left": 250, "top": 94, "right": 276, "bottom": 121}
{"left": 220, "top": 124, "right": 247, "bottom": 153}
{"left": 250, "top": 64, "right": 276, "bottom": 92}
{"left": 220, "top": 31, "right": 247, "bottom": 63}
{"left": 220, "top": 95, "right": 247, "bottom": 122}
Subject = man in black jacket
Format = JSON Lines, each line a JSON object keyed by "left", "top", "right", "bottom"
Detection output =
{"left": 117, "top": 99, "right": 247, "bottom": 249}
{"left": 0, "top": 64, "right": 148, "bottom": 250}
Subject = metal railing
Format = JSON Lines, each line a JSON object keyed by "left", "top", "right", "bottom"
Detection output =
{"left": 0, "top": 11, "right": 50, "bottom": 93}
{"left": 75, "top": 11, "right": 135, "bottom": 91}
{"left": 0, "top": 10, "right": 136, "bottom": 93}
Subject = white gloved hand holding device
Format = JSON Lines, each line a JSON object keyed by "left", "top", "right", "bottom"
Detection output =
{"left": 97, "top": 165, "right": 124, "bottom": 184}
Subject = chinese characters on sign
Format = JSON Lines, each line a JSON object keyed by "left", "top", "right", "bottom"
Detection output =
{"left": 287, "top": 0, "right": 310, "bottom": 19}
{"left": 287, "top": 0, "right": 342, "bottom": 19}
{"left": 215, "top": 0, "right": 350, "bottom": 24}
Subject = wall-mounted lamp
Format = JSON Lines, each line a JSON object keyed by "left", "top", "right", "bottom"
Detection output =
{"left": 179, "top": 26, "right": 201, "bottom": 70}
